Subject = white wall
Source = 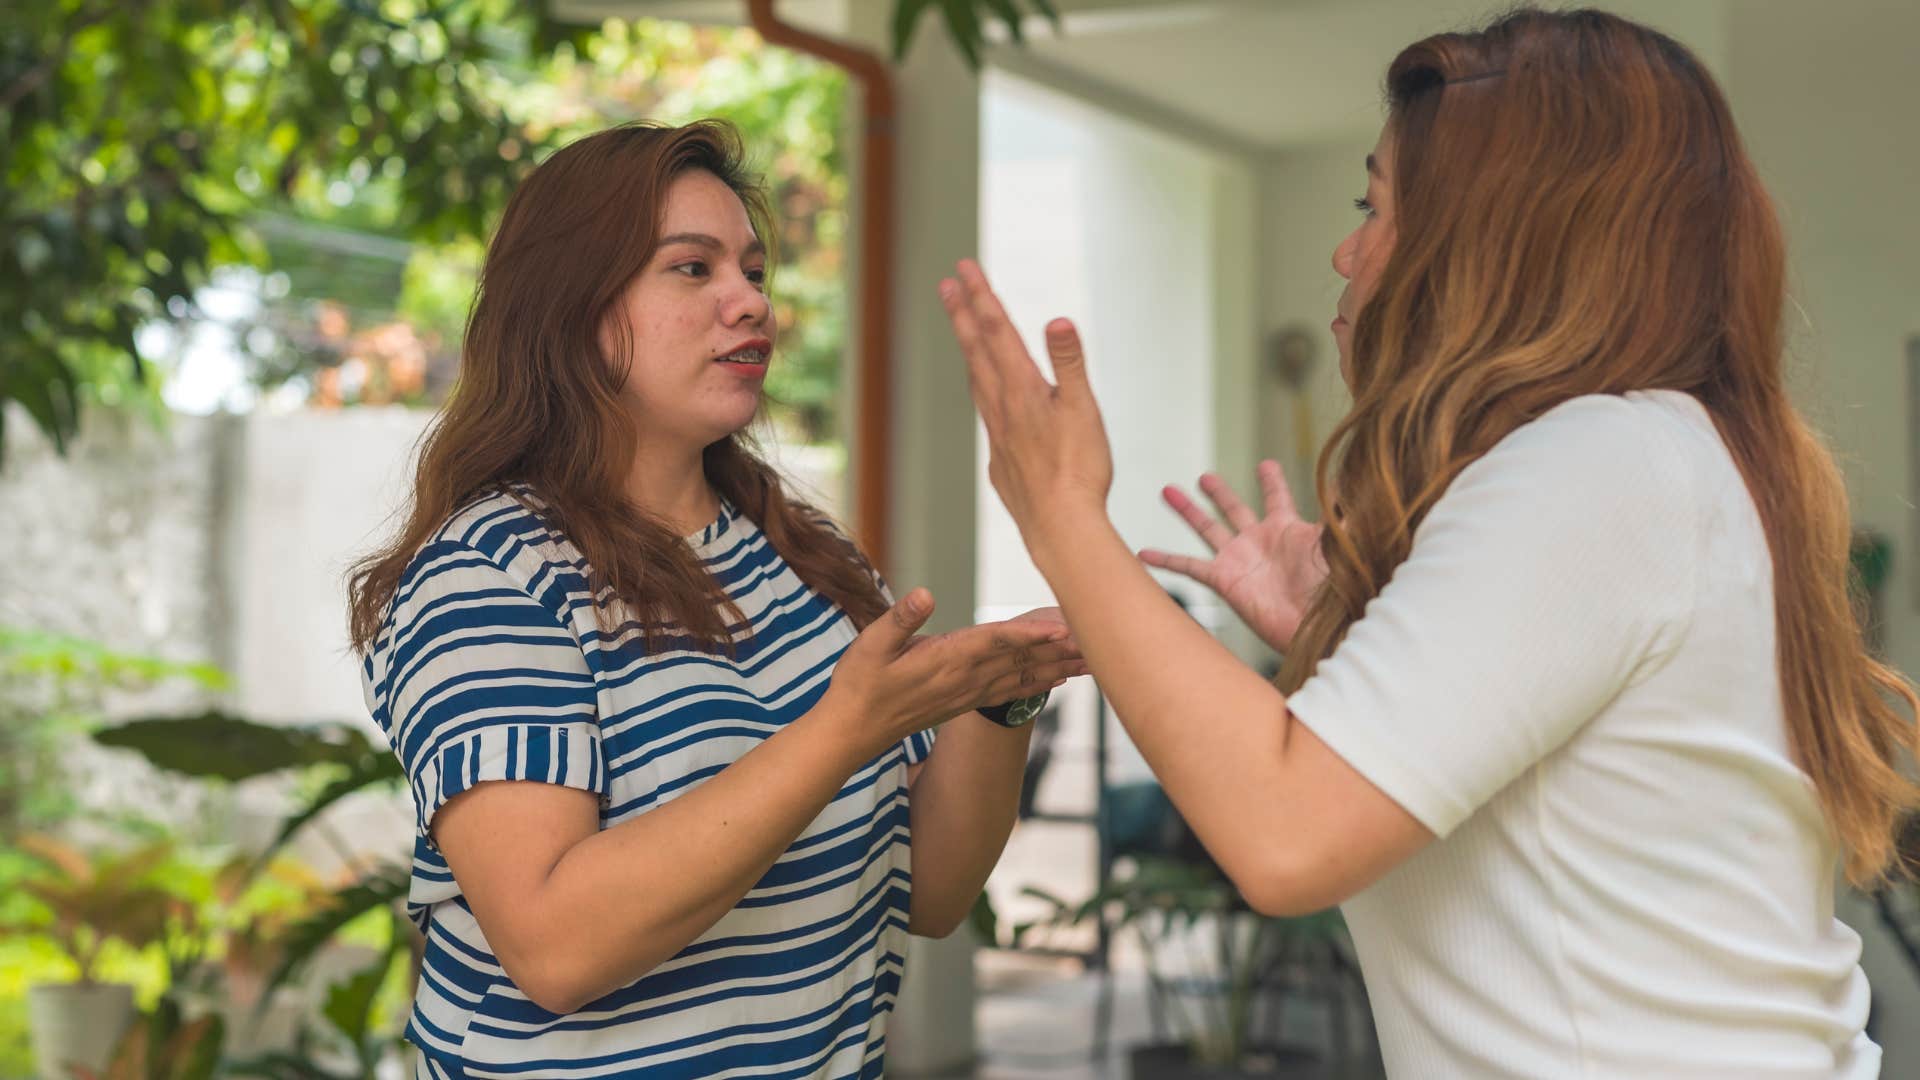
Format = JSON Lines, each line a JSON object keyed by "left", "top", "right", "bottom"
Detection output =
{"left": 976, "top": 69, "right": 1257, "bottom": 645}
{"left": 1724, "top": 1, "right": 1920, "bottom": 1066}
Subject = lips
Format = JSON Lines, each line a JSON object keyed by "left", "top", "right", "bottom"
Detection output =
{"left": 715, "top": 338, "right": 771, "bottom": 366}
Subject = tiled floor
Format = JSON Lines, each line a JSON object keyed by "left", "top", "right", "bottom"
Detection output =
{"left": 960, "top": 952, "right": 1388, "bottom": 1080}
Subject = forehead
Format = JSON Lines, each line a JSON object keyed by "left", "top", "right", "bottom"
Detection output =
{"left": 659, "top": 170, "right": 757, "bottom": 239}
{"left": 1369, "top": 125, "right": 1393, "bottom": 178}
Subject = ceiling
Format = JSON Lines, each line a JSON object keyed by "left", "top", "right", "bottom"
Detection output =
{"left": 552, "top": 0, "right": 1733, "bottom": 151}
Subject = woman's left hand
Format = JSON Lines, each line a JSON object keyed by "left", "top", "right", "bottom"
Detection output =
{"left": 939, "top": 260, "right": 1113, "bottom": 550}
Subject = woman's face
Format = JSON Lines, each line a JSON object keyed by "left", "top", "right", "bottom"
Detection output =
{"left": 1331, "top": 126, "right": 1397, "bottom": 381}
{"left": 604, "top": 169, "right": 775, "bottom": 454}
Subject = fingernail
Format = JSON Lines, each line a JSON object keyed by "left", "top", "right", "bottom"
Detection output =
{"left": 939, "top": 280, "right": 957, "bottom": 300}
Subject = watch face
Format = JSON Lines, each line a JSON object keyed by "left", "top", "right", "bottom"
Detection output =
{"left": 1005, "top": 692, "right": 1047, "bottom": 727}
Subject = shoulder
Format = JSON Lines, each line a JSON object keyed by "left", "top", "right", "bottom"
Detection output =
{"left": 390, "top": 487, "right": 584, "bottom": 629}
{"left": 1452, "top": 391, "right": 1709, "bottom": 517}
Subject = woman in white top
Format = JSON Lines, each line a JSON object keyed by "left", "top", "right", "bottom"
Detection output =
{"left": 937, "top": 8, "right": 1917, "bottom": 1078}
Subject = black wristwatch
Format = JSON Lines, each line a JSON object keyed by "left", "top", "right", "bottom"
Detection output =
{"left": 978, "top": 691, "right": 1049, "bottom": 728}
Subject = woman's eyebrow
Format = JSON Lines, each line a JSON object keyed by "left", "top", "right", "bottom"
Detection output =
{"left": 656, "top": 232, "right": 765, "bottom": 257}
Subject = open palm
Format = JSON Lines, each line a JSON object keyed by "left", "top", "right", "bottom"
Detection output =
{"left": 1139, "top": 460, "right": 1326, "bottom": 653}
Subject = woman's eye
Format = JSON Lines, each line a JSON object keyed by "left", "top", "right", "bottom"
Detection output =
{"left": 746, "top": 267, "right": 767, "bottom": 289}
{"left": 673, "top": 261, "right": 709, "bottom": 279}
{"left": 1353, "top": 197, "right": 1375, "bottom": 218}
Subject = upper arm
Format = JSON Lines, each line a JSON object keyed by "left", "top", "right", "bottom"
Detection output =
{"left": 1258, "top": 716, "right": 1433, "bottom": 915}
{"left": 1272, "top": 400, "right": 1699, "bottom": 904}
{"left": 433, "top": 780, "right": 601, "bottom": 976}
{"left": 377, "top": 543, "right": 609, "bottom": 954}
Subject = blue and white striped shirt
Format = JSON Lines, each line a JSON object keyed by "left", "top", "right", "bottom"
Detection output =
{"left": 360, "top": 489, "right": 932, "bottom": 1079}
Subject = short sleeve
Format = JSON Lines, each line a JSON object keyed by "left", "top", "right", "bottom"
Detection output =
{"left": 372, "top": 542, "right": 608, "bottom": 841}
{"left": 1285, "top": 397, "right": 1700, "bottom": 837}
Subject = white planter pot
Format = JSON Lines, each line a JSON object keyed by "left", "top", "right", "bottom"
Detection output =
{"left": 27, "top": 982, "right": 136, "bottom": 1080}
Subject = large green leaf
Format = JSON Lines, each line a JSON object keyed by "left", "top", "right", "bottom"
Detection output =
{"left": 890, "top": 0, "right": 937, "bottom": 60}
{"left": 254, "top": 751, "right": 406, "bottom": 870}
{"left": 262, "top": 863, "right": 410, "bottom": 1000}
{"left": 320, "top": 950, "right": 389, "bottom": 1049}
{"left": 92, "top": 712, "right": 381, "bottom": 781}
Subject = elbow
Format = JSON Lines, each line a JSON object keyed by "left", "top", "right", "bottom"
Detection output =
{"left": 1225, "top": 851, "right": 1347, "bottom": 920}
{"left": 494, "top": 921, "right": 613, "bottom": 1015}
{"left": 906, "top": 905, "right": 968, "bottom": 940}
{"left": 503, "top": 949, "right": 596, "bottom": 1016}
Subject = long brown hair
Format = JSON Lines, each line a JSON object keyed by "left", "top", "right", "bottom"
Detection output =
{"left": 348, "top": 120, "right": 886, "bottom": 654}
{"left": 1278, "top": 8, "right": 1918, "bottom": 884}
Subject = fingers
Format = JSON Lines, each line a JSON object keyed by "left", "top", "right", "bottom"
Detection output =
{"left": 1161, "top": 484, "right": 1232, "bottom": 552}
{"left": 954, "top": 260, "right": 1042, "bottom": 392}
{"left": 860, "top": 587, "right": 935, "bottom": 658}
{"left": 980, "top": 659, "right": 1089, "bottom": 706}
{"left": 1199, "top": 472, "right": 1258, "bottom": 533}
{"left": 1259, "top": 459, "right": 1298, "bottom": 519}
{"left": 1043, "top": 317, "right": 1094, "bottom": 405}
{"left": 1138, "top": 548, "right": 1217, "bottom": 588}
{"left": 939, "top": 278, "right": 1001, "bottom": 419}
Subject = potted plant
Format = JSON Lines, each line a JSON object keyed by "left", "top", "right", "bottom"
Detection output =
{"left": 89, "top": 712, "right": 422, "bottom": 1077}
{"left": 1014, "top": 855, "right": 1377, "bottom": 1079}
{"left": 75, "top": 997, "right": 224, "bottom": 1080}
{"left": 1, "top": 836, "right": 178, "bottom": 1080}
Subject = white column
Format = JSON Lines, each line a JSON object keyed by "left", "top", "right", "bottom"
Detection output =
{"left": 840, "top": 1, "right": 983, "bottom": 1073}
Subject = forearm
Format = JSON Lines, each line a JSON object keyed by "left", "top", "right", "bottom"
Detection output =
{"left": 905, "top": 714, "right": 1034, "bottom": 936}
{"left": 521, "top": 700, "right": 875, "bottom": 1011}
{"left": 1028, "top": 512, "right": 1298, "bottom": 892}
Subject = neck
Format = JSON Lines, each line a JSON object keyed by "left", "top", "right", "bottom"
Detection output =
{"left": 625, "top": 436, "right": 720, "bottom": 537}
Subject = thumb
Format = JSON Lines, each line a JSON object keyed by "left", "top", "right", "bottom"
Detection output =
{"left": 1045, "top": 319, "right": 1091, "bottom": 399}
{"left": 860, "top": 587, "right": 935, "bottom": 657}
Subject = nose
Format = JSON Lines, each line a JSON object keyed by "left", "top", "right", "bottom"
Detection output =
{"left": 1332, "top": 228, "right": 1358, "bottom": 280}
{"left": 719, "top": 270, "right": 771, "bottom": 328}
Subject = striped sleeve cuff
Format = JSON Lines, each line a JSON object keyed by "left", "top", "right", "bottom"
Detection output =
{"left": 902, "top": 727, "right": 935, "bottom": 765}
{"left": 411, "top": 721, "right": 609, "bottom": 844}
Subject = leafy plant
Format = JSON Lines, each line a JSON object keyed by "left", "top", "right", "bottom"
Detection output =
{"left": 0, "top": 627, "right": 229, "bottom": 836}
{"left": 0, "top": 836, "right": 179, "bottom": 985}
{"left": 77, "top": 998, "right": 224, "bottom": 1080}
{"left": 1014, "top": 854, "right": 1357, "bottom": 1070}
{"left": 90, "top": 712, "right": 418, "bottom": 1074}
{"left": 891, "top": 0, "right": 1062, "bottom": 70}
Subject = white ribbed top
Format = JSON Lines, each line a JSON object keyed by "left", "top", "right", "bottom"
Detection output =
{"left": 1289, "top": 391, "right": 1877, "bottom": 1079}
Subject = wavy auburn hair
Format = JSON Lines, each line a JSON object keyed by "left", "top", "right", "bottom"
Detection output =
{"left": 348, "top": 120, "right": 887, "bottom": 654}
{"left": 1277, "top": 8, "right": 1918, "bottom": 884}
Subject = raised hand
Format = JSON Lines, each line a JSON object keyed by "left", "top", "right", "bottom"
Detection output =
{"left": 1139, "top": 460, "right": 1327, "bottom": 653}
{"left": 820, "top": 589, "right": 1086, "bottom": 758}
{"left": 938, "top": 260, "right": 1113, "bottom": 551}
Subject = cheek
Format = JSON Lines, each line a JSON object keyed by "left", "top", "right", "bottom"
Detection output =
{"left": 1353, "top": 229, "right": 1396, "bottom": 301}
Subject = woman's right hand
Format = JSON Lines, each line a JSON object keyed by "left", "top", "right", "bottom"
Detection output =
{"left": 819, "top": 588, "right": 1085, "bottom": 757}
{"left": 1139, "top": 460, "right": 1327, "bottom": 653}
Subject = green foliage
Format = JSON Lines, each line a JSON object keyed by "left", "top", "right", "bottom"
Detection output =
{"left": 0, "top": 0, "right": 566, "bottom": 455}
{"left": 1016, "top": 855, "right": 1350, "bottom": 1067}
{"left": 91, "top": 713, "right": 388, "bottom": 783}
{"left": 83, "top": 710, "right": 419, "bottom": 1068}
{"left": 892, "top": 0, "right": 1061, "bottom": 69}
{"left": 4, "top": 0, "right": 1058, "bottom": 459}
{"left": 0, "top": 836, "right": 180, "bottom": 984}
{"left": 0, "top": 627, "right": 229, "bottom": 836}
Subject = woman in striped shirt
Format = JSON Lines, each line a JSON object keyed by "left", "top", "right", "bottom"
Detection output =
{"left": 347, "top": 120, "right": 1081, "bottom": 1079}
